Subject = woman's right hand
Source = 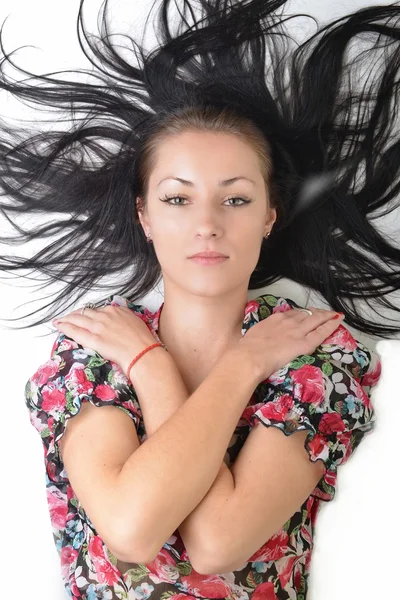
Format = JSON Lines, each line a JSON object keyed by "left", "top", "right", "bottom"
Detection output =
{"left": 52, "top": 304, "right": 161, "bottom": 377}
{"left": 236, "top": 306, "right": 345, "bottom": 382}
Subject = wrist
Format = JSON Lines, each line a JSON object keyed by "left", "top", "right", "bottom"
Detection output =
{"left": 220, "top": 342, "right": 262, "bottom": 387}
{"left": 126, "top": 344, "right": 170, "bottom": 384}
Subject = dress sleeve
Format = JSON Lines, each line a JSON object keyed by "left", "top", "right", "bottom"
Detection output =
{"left": 245, "top": 321, "right": 382, "bottom": 503}
{"left": 24, "top": 332, "right": 142, "bottom": 485}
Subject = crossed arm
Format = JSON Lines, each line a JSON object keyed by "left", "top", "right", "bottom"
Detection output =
{"left": 135, "top": 348, "right": 325, "bottom": 575}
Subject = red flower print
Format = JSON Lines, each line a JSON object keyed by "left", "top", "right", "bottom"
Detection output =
{"left": 294, "top": 565, "right": 302, "bottom": 590}
{"left": 291, "top": 365, "right": 325, "bottom": 405}
{"left": 88, "top": 535, "right": 120, "bottom": 586}
{"left": 46, "top": 459, "right": 58, "bottom": 482}
{"left": 60, "top": 545, "right": 79, "bottom": 579}
{"left": 322, "top": 324, "right": 358, "bottom": 350}
{"left": 141, "top": 305, "right": 157, "bottom": 323}
{"left": 307, "top": 434, "right": 328, "bottom": 459}
{"left": 253, "top": 393, "right": 295, "bottom": 422}
{"left": 145, "top": 549, "right": 179, "bottom": 584}
{"left": 56, "top": 337, "right": 78, "bottom": 354}
{"left": 33, "top": 359, "right": 60, "bottom": 386}
{"left": 245, "top": 300, "right": 260, "bottom": 316}
{"left": 248, "top": 529, "right": 290, "bottom": 562}
{"left": 324, "top": 468, "right": 336, "bottom": 488}
{"left": 180, "top": 570, "right": 233, "bottom": 597}
{"left": 318, "top": 412, "right": 345, "bottom": 437}
{"left": 277, "top": 554, "right": 302, "bottom": 588}
{"left": 252, "top": 581, "right": 279, "bottom": 600}
{"left": 65, "top": 363, "right": 94, "bottom": 396}
{"left": 47, "top": 488, "right": 67, "bottom": 529}
{"left": 42, "top": 385, "right": 67, "bottom": 414}
{"left": 351, "top": 377, "right": 374, "bottom": 409}
{"left": 272, "top": 300, "right": 292, "bottom": 314}
{"left": 69, "top": 570, "right": 82, "bottom": 598}
{"left": 362, "top": 358, "right": 382, "bottom": 387}
{"left": 67, "top": 485, "right": 76, "bottom": 502}
{"left": 94, "top": 383, "right": 118, "bottom": 401}
{"left": 305, "top": 547, "right": 313, "bottom": 569}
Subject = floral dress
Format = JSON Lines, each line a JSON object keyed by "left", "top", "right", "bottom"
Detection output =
{"left": 24, "top": 293, "right": 382, "bottom": 600}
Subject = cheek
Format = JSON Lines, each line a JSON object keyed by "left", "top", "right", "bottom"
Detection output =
{"left": 237, "top": 240, "right": 264, "bottom": 270}
{"left": 154, "top": 223, "right": 183, "bottom": 245}
{"left": 152, "top": 243, "right": 185, "bottom": 269}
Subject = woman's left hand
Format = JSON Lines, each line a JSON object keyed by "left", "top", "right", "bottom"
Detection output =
{"left": 51, "top": 304, "right": 160, "bottom": 376}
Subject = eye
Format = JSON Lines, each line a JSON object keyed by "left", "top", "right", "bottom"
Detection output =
{"left": 225, "top": 196, "right": 251, "bottom": 206}
{"left": 159, "top": 194, "right": 252, "bottom": 206}
{"left": 159, "top": 194, "right": 187, "bottom": 206}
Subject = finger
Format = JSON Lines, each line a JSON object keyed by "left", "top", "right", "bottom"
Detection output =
{"left": 292, "top": 306, "right": 337, "bottom": 317}
{"left": 295, "top": 308, "right": 342, "bottom": 334}
{"left": 291, "top": 307, "right": 336, "bottom": 324}
{"left": 52, "top": 305, "right": 105, "bottom": 324}
{"left": 305, "top": 313, "right": 345, "bottom": 342}
{"left": 51, "top": 319, "right": 100, "bottom": 348}
{"left": 52, "top": 311, "right": 98, "bottom": 329}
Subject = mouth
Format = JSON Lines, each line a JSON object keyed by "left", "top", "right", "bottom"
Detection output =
{"left": 189, "top": 251, "right": 228, "bottom": 258}
{"left": 189, "top": 255, "right": 229, "bottom": 265}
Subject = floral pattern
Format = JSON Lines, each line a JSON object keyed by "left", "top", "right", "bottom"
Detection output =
{"left": 25, "top": 293, "right": 382, "bottom": 599}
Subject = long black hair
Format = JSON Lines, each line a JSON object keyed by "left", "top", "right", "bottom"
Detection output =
{"left": 0, "top": 0, "right": 400, "bottom": 338}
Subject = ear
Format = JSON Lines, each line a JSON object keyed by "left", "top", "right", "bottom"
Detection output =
{"left": 266, "top": 207, "right": 277, "bottom": 231}
{"left": 136, "top": 196, "right": 148, "bottom": 231}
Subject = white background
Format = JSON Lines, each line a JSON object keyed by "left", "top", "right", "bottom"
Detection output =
{"left": 0, "top": 1, "right": 399, "bottom": 599}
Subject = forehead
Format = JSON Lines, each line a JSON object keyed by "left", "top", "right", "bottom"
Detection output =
{"left": 150, "top": 131, "right": 261, "bottom": 186}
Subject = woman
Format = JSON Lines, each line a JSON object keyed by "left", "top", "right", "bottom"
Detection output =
{"left": 1, "top": 0, "right": 398, "bottom": 598}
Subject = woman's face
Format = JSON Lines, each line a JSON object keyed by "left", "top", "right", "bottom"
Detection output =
{"left": 136, "top": 130, "right": 277, "bottom": 296}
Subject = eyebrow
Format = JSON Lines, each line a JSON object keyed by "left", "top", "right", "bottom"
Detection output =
{"left": 157, "top": 176, "right": 256, "bottom": 188}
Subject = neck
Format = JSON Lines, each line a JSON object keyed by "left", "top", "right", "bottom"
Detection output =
{"left": 156, "top": 292, "right": 248, "bottom": 360}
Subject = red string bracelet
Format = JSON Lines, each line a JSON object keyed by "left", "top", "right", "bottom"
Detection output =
{"left": 127, "top": 342, "right": 166, "bottom": 385}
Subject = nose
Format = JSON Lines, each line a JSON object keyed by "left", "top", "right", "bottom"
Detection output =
{"left": 195, "top": 223, "right": 222, "bottom": 239}
{"left": 193, "top": 204, "right": 225, "bottom": 238}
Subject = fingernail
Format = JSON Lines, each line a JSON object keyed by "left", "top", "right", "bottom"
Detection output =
{"left": 333, "top": 313, "right": 344, "bottom": 319}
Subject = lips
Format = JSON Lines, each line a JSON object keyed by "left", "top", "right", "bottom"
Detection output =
{"left": 189, "top": 252, "right": 228, "bottom": 258}
{"left": 189, "top": 255, "right": 228, "bottom": 265}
